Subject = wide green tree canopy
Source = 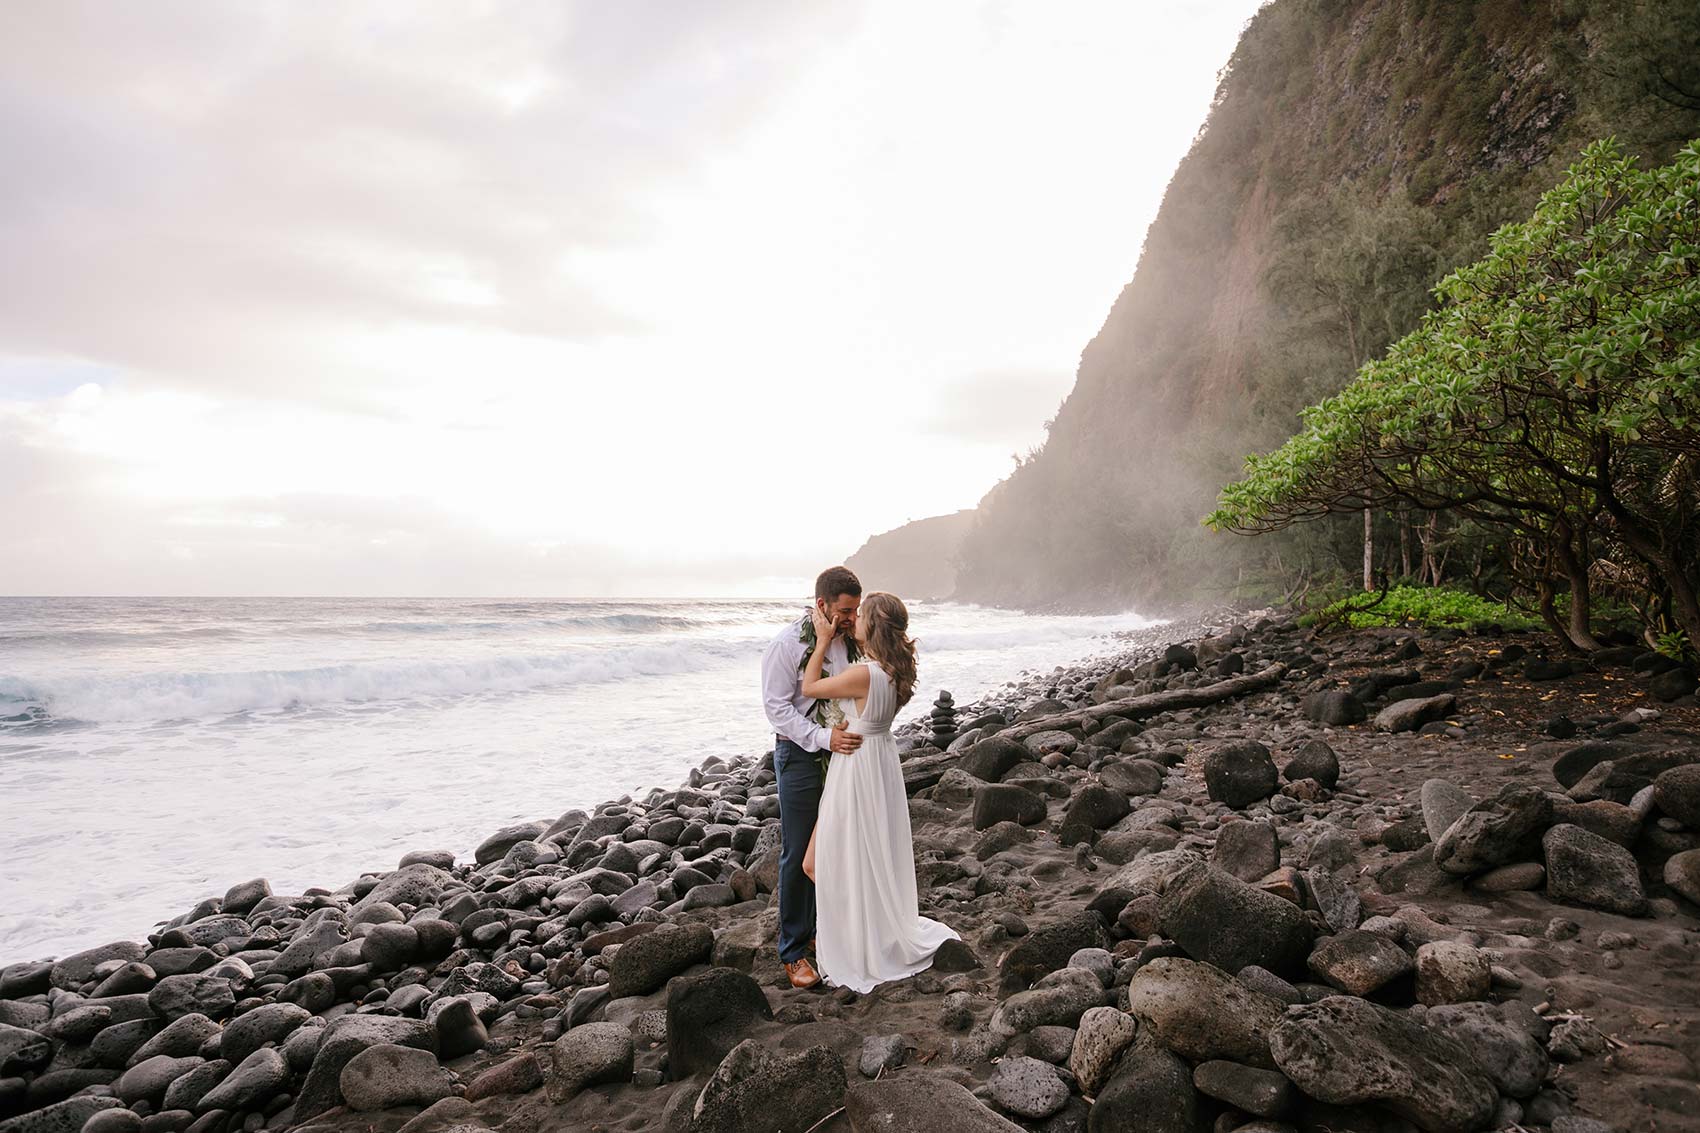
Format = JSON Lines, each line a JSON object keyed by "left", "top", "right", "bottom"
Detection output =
{"left": 1208, "top": 137, "right": 1700, "bottom": 641}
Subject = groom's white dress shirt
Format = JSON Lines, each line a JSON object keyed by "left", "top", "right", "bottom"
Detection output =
{"left": 761, "top": 614, "right": 848, "bottom": 753}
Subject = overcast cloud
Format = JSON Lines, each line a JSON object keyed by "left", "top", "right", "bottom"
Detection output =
{"left": 1, "top": 0, "right": 1263, "bottom": 596}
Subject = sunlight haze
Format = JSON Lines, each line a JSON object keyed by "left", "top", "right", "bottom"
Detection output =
{"left": 1, "top": 1, "right": 1265, "bottom": 595}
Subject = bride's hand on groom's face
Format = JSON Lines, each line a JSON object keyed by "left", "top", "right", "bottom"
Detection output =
{"left": 810, "top": 604, "right": 836, "bottom": 643}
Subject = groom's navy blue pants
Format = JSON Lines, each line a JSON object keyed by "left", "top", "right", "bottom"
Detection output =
{"left": 773, "top": 735, "right": 822, "bottom": 964}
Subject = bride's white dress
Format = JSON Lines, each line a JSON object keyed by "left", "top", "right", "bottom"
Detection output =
{"left": 815, "top": 660, "right": 959, "bottom": 993}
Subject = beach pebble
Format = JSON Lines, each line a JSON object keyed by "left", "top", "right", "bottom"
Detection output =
{"left": 339, "top": 1044, "right": 454, "bottom": 1111}
{"left": 431, "top": 996, "right": 490, "bottom": 1060}
{"left": 988, "top": 1056, "right": 1069, "bottom": 1120}
{"left": 195, "top": 1048, "right": 288, "bottom": 1113}
{"left": 1158, "top": 862, "right": 1314, "bottom": 976}
{"left": 1543, "top": 824, "right": 1648, "bottom": 915}
{"left": 1269, "top": 996, "right": 1495, "bottom": 1132}
{"left": 1127, "top": 958, "right": 1282, "bottom": 1068}
{"left": 1069, "top": 1007, "right": 1136, "bottom": 1096}
{"left": 1307, "top": 930, "right": 1413, "bottom": 996}
{"left": 606, "top": 923, "right": 713, "bottom": 998}
{"left": 159, "top": 1060, "right": 230, "bottom": 1112}
{"left": 113, "top": 1057, "right": 204, "bottom": 1107}
{"left": 858, "top": 1033, "right": 905, "bottom": 1078}
{"left": 1211, "top": 821, "right": 1279, "bottom": 882}
{"left": 664, "top": 968, "right": 772, "bottom": 1080}
{"left": 1203, "top": 741, "right": 1278, "bottom": 808}
{"left": 1191, "top": 1060, "right": 1293, "bottom": 1118}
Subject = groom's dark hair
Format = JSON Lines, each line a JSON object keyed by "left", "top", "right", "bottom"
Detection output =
{"left": 815, "top": 566, "right": 862, "bottom": 603}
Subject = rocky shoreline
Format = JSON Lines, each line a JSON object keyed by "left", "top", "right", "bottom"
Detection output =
{"left": 4, "top": 609, "right": 1699, "bottom": 1133}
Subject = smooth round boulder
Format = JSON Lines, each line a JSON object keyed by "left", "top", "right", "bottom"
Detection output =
{"left": 359, "top": 923, "right": 418, "bottom": 970}
{"left": 972, "top": 784, "right": 1047, "bottom": 830}
{"left": 1415, "top": 941, "right": 1491, "bottom": 1006}
{"left": 606, "top": 922, "right": 714, "bottom": 999}
{"left": 1099, "top": 760, "right": 1164, "bottom": 797}
{"left": 1192, "top": 1060, "right": 1294, "bottom": 1119}
{"left": 195, "top": 1048, "right": 289, "bottom": 1113}
{"left": 340, "top": 1044, "right": 455, "bottom": 1111}
{"left": 1202, "top": 742, "right": 1279, "bottom": 808}
{"left": 664, "top": 968, "right": 773, "bottom": 1080}
{"left": 1543, "top": 823, "right": 1648, "bottom": 916}
{"left": 988, "top": 1056, "right": 1068, "bottom": 1120}
{"left": 1653, "top": 764, "right": 1700, "bottom": 828}
{"left": 1283, "top": 740, "right": 1339, "bottom": 788}
{"left": 1665, "top": 848, "right": 1700, "bottom": 905}
{"left": 547, "top": 1022, "right": 633, "bottom": 1103}
{"left": 113, "top": 1056, "right": 204, "bottom": 1107}
{"left": 1127, "top": 957, "right": 1283, "bottom": 1069}
{"left": 160, "top": 1059, "right": 231, "bottom": 1112}
{"left": 147, "top": 975, "right": 234, "bottom": 1023}
{"left": 1270, "top": 995, "right": 1496, "bottom": 1132}
{"left": 1158, "top": 863, "right": 1314, "bottom": 977}
{"left": 1069, "top": 1007, "right": 1137, "bottom": 1096}
{"left": 218, "top": 1003, "right": 310, "bottom": 1067}
{"left": 1420, "top": 779, "right": 1473, "bottom": 843}
{"left": 959, "top": 736, "right": 1029, "bottom": 783}
{"left": 80, "top": 1110, "right": 142, "bottom": 1133}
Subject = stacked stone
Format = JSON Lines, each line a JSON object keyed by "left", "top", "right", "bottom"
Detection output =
{"left": 928, "top": 691, "right": 958, "bottom": 750}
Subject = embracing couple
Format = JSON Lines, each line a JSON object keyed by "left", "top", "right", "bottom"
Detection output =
{"left": 759, "top": 566, "right": 960, "bottom": 992}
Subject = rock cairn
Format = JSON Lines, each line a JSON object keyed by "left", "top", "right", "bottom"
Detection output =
{"left": 928, "top": 691, "right": 958, "bottom": 751}
{"left": 0, "top": 610, "right": 1695, "bottom": 1133}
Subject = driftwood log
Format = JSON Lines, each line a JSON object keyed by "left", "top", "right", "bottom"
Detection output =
{"left": 1001, "top": 662, "right": 1289, "bottom": 741}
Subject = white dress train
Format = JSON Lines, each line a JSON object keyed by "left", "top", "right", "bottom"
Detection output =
{"left": 814, "top": 660, "right": 960, "bottom": 993}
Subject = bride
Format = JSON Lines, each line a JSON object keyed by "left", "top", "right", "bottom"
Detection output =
{"left": 798, "top": 591, "right": 959, "bottom": 993}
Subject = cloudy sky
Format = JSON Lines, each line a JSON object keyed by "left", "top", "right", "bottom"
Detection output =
{"left": 1, "top": 1, "right": 1263, "bottom": 596}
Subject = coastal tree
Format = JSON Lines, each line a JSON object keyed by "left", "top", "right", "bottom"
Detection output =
{"left": 1207, "top": 138, "right": 1700, "bottom": 649}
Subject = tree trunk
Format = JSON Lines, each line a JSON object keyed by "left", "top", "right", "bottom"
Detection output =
{"left": 1537, "top": 578, "right": 1586, "bottom": 655}
{"left": 1363, "top": 508, "right": 1374, "bottom": 591}
{"left": 1005, "top": 663, "right": 1289, "bottom": 740}
{"left": 1418, "top": 512, "right": 1440, "bottom": 585}
{"left": 1399, "top": 506, "right": 1411, "bottom": 580}
{"left": 1553, "top": 526, "right": 1602, "bottom": 651}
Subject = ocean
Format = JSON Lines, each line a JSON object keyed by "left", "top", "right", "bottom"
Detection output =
{"left": 0, "top": 596, "right": 1160, "bottom": 963}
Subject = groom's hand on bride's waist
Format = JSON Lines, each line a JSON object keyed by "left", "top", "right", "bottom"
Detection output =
{"left": 829, "top": 726, "right": 863, "bottom": 755}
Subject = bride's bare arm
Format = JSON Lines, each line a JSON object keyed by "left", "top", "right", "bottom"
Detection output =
{"left": 799, "top": 606, "right": 872, "bottom": 700}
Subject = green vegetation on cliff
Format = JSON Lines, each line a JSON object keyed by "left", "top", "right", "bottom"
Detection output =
{"left": 1209, "top": 139, "right": 1700, "bottom": 649}
{"left": 943, "top": 0, "right": 1700, "bottom": 612}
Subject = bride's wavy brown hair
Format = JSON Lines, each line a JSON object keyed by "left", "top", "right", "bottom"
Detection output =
{"left": 859, "top": 591, "right": 918, "bottom": 709}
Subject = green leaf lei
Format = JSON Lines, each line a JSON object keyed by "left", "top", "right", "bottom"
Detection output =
{"left": 798, "top": 610, "right": 861, "bottom": 780}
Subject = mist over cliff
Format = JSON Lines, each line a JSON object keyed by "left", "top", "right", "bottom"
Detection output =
{"left": 870, "top": 0, "right": 1700, "bottom": 611}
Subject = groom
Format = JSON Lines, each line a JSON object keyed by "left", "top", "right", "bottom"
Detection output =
{"left": 760, "top": 565, "right": 864, "bottom": 989}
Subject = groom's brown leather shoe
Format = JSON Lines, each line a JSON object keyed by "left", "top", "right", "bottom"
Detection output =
{"left": 784, "top": 957, "right": 821, "bottom": 989}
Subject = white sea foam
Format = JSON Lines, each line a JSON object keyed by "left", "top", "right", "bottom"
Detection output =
{"left": 0, "top": 596, "right": 1162, "bottom": 961}
{"left": 1, "top": 640, "right": 755, "bottom": 724}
